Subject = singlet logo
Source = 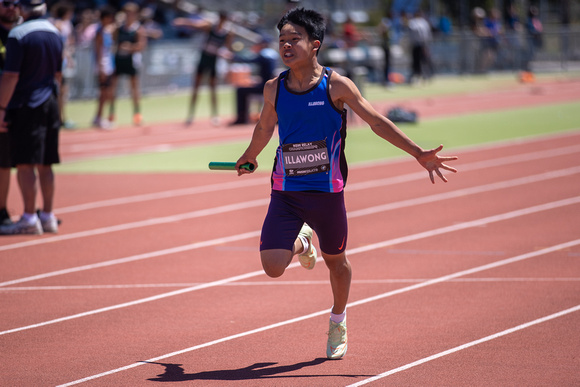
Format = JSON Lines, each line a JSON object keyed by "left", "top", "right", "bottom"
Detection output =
{"left": 308, "top": 101, "right": 325, "bottom": 107}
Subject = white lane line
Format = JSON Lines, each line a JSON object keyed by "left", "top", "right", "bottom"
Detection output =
{"left": 347, "top": 144, "right": 580, "bottom": 192}
{"left": 59, "top": 142, "right": 580, "bottom": 212}
{"left": 346, "top": 304, "right": 580, "bottom": 386}
{"left": 55, "top": 239, "right": 580, "bottom": 386}
{"left": 1, "top": 163, "right": 578, "bottom": 288}
{"left": 0, "top": 199, "right": 268, "bottom": 253}
{"left": 0, "top": 231, "right": 261, "bottom": 287}
{"left": 348, "top": 166, "right": 580, "bottom": 217}
{"left": 2, "top": 198, "right": 579, "bottom": 336}
{"left": 55, "top": 177, "right": 266, "bottom": 214}
{"left": 1, "top": 166, "right": 578, "bottom": 287}
{"left": 3, "top": 277, "right": 579, "bottom": 291}
{"left": 0, "top": 163, "right": 580, "bottom": 256}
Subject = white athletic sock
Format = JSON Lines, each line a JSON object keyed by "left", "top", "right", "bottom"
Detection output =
{"left": 38, "top": 211, "right": 55, "bottom": 222}
{"left": 21, "top": 212, "right": 39, "bottom": 224}
{"left": 330, "top": 309, "right": 346, "bottom": 323}
{"left": 298, "top": 235, "right": 309, "bottom": 255}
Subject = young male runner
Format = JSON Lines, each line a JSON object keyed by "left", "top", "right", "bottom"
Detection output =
{"left": 235, "top": 8, "right": 457, "bottom": 359}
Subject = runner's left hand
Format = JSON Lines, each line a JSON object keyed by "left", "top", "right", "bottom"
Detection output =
{"left": 416, "top": 145, "right": 458, "bottom": 183}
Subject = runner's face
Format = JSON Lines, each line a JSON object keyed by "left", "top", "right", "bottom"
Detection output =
{"left": 0, "top": 1, "right": 20, "bottom": 24}
{"left": 279, "top": 22, "right": 319, "bottom": 67}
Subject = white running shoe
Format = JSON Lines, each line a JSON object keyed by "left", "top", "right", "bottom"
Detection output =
{"left": 40, "top": 214, "right": 59, "bottom": 233}
{"left": 327, "top": 317, "right": 348, "bottom": 359}
{"left": 298, "top": 223, "right": 317, "bottom": 270}
{"left": 0, "top": 217, "right": 43, "bottom": 235}
{"left": 93, "top": 117, "right": 113, "bottom": 130}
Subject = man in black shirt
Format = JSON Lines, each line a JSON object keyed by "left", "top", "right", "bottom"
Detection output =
{"left": 0, "top": 0, "right": 19, "bottom": 226}
{"left": 0, "top": 0, "right": 63, "bottom": 235}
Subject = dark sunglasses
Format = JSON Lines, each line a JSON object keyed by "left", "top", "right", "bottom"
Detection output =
{"left": 1, "top": 1, "right": 19, "bottom": 7}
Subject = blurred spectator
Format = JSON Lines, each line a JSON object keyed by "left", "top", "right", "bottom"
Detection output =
{"left": 140, "top": 6, "right": 162, "bottom": 41}
{"left": 406, "top": 10, "right": 433, "bottom": 84}
{"left": 482, "top": 8, "right": 504, "bottom": 71}
{"left": 525, "top": 5, "right": 543, "bottom": 72}
{"left": 0, "top": 0, "right": 20, "bottom": 226}
{"left": 472, "top": 7, "right": 492, "bottom": 73}
{"left": 377, "top": 11, "right": 392, "bottom": 86}
{"left": 438, "top": 11, "right": 452, "bottom": 37}
{"left": 75, "top": 8, "right": 99, "bottom": 49}
{"left": 0, "top": 0, "right": 63, "bottom": 235}
{"left": 229, "top": 36, "right": 277, "bottom": 125}
{"left": 505, "top": 4, "right": 524, "bottom": 69}
{"left": 173, "top": 10, "right": 233, "bottom": 126}
{"left": 50, "top": 1, "right": 76, "bottom": 129}
{"left": 110, "top": 2, "right": 147, "bottom": 126}
{"left": 92, "top": 6, "right": 116, "bottom": 129}
{"left": 342, "top": 16, "right": 360, "bottom": 49}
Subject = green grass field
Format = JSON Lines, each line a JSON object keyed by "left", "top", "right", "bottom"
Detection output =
{"left": 57, "top": 73, "right": 580, "bottom": 174}
{"left": 65, "top": 72, "right": 578, "bottom": 128}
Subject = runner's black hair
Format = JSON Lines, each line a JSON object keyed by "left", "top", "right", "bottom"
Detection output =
{"left": 277, "top": 7, "right": 326, "bottom": 49}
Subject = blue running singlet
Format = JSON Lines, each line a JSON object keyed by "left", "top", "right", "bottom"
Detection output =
{"left": 272, "top": 67, "right": 348, "bottom": 192}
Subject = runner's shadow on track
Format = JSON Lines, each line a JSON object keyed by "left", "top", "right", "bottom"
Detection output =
{"left": 142, "top": 359, "right": 369, "bottom": 381}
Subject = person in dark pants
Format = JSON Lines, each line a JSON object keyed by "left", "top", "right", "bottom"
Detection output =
{"left": 173, "top": 11, "right": 233, "bottom": 126}
{"left": 109, "top": 2, "right": 146, "bottom": 126}
{"left": 230, "top": 37, "right": 277, "bottom": 125}
{"left": 406, "top": 10, "right": 433, "bottom": 84}
{"left": 0, "top": 0, "right": 62, "bottom": 235}
{"left": 0, "top": 0, "right": 19, "bottom": 225}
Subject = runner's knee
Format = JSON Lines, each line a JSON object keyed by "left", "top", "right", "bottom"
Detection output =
{"left": 260, "top": 249, "right": 292, "bottom": 278}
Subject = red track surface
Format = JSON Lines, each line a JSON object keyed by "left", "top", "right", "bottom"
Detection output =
{"left": 1, "top": 81, "right": 579, "bottom": 386}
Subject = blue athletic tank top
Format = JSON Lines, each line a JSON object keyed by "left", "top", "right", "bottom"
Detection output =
{"left": 273, "top": 67, "right": 347, "bottom": 192}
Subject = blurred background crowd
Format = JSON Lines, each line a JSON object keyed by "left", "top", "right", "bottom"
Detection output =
{"left": 29, "top": 0, "right": 580, "bottom": 101}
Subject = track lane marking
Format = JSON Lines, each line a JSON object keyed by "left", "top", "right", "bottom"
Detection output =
{"left": 0, "top": 143, "right": 578, "bottom": 253}
{"left": 4, "top": 277, "right": 579, "bottom": 291}
{"left": 55, "top": 239, "right": 580, "bottom": 386}
{"left": 55, "top": 177, "right": 267, "bottom": 214}
{"left": 59, "top": 142, "right": 580, "bottom": 212}
{"left": 2, "top": 197, "right": 579, "bottom": 336}
{"left": 1, "top": 167, "right": 578, "bottom": 286}
{"left": 346, "top": 304, "right": 580, "bottom": 386}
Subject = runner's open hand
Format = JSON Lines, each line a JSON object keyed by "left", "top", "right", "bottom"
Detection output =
{"left": 416, "top": 145, "right": 458, "bottom": 183}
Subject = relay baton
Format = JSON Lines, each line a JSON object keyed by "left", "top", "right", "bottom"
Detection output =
{"left": 208, "top": 161, "right": 255, "bottom": 171}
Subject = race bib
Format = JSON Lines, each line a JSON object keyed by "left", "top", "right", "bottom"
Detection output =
{"left": 282, "top": 140, "right": 330, "bottom": 176}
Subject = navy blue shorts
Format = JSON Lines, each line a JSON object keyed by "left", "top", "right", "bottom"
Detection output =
{"left": 260, "top": 190, "right": 348, "bottom": 255}
{"left": 0, "top": 132, "right": 11, "bottom": 168}
{"left": 6, "top": 94, "right": 60, "bottom": 166}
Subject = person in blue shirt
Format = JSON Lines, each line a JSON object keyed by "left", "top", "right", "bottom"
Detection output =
{"left": 229, "top": 36, "right": 278, "bottom": 125}
{"left": 0, "top": 0, "right": 62, "bottom": 235}
{"left": 235, "top": 8, "right": 457, "bottom": 359}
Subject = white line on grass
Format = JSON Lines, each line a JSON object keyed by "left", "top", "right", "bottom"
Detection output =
{"left": 55, "top": 239, "right": 580, "bottom": 386}
{"left": 346, "top": 304, "right": 580, "bottom": 386}
{"left": 1, "top": 167, "right": 578, "bottom": 287}
{"left": 2, "top": 197, "right": 579, "bottom": 336}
